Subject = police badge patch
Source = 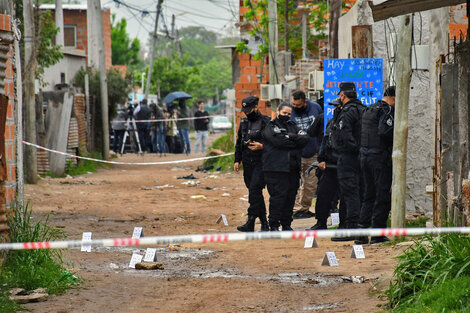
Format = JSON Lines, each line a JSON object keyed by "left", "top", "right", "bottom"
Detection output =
{"left": 386, "top": 118, "right": 393, "bottom": 126}
{"left": 339, "top": 120, "right": 343, "bottom": 130}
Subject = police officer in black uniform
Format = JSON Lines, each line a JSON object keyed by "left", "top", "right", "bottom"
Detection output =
{"left": 330, "top": 82, "right": 366, "bottom": 241}
{"left": 355, "top": 86, "right": 395, "bottom": 244}
{"left": 235, "top": 96, "right": 271, "bottom": 232}
{"left": 307, "top": 100, "right": 343, "bottom": 230}
{"left": 262, "top": 102, "right": 309, "bottom": 231}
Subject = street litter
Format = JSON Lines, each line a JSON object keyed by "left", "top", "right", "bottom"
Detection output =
{"left": 196, "top": 165, "right": 213, "bottom": 172}
{"left": 141, "top": 184, "right": 174, "bottom": 190}
{"left": 207, "top": 175, "right": 218, "bottom": 179}
{"left": 341, "top": 275, "right": 365, "bottom": 284}
{"left": 221, "top": 193, "right": 230, "bottom": 197}
{"left": 181, "top": 180, "right": 200, "bottom": 186}
{"left": 239, "top": 197, "right": 248, "bottom": 201}
{"left": 191, "top": 195, "right": 206, "bottom": 199}
{"left": 177, "top": 174, "right": 198, "bottom": 179}
{"left": 135, "top": 262, "right": 164, "bottom": 270}
{"left": 171, "top": 166, "right": 186, "bottom": 171}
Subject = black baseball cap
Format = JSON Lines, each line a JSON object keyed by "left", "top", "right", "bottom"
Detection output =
{"left": 241, "top": 96, "right": 259, "bottom": 113}
{"left": 337, "top": 82, "right": 356, "bottom": 95}
{"left": 384, "top": 86, "right": 396, "bottom": 97}
{"left": 329, "top": 99, "right": 341, "bottom": 106}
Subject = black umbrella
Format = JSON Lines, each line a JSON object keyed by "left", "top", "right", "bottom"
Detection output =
{"left": 162, "top": 91, "right": 192, "bottom": 104}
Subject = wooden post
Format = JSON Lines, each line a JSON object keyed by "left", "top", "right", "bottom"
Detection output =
{"left": 144, "top": 0, "right": 163, "bottom": 99}
{"left": 268, "top": 0, "right": 279, "bottom": 110}
{"left": 23, "top": 0, "right": 38, "bottom": 184}
{"left": 328, "top": 0, "right": 341, "bottom": 58}
{"left": 391, "top": 14, "right": 412, "bottom": 229}
{"left": 301, "top": 10, "right": 307, "bottom": 59}
{"left": 13, "top": 21, "right": 24, "bottom": 205}
{"left": 284, "top": 0, "right": 289, "bottom": 51}
{"left": 87, "top": 0, "right": 109, "bottom": 160}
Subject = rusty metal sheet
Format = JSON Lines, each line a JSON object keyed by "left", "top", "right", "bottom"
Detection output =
{"left": 352, "top": 25, "right": 373, "bottom": 58}
{"left": 368, "top": 0, "right": 466, "bottom": 22}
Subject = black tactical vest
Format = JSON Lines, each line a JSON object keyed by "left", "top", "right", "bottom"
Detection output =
{"left": 361, "top": 101, "right": 388, "bottom": 150}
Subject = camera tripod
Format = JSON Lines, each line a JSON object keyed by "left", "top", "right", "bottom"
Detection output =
{"left": 120, "top": 116, "right": 143, "bottom": 154}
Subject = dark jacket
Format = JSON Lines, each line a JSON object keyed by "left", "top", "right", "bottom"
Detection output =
{"left": 290, "top": 99, "right": 323, "bottom": 158}
{"left": 318, "top": 118, "right": 339, "bottom": 165}
{"left": 262, "top": 118, "right": 309, "bottom": 172}
{"left": 176, "top": 103, "right": 191, "bottom": 130}
{"left": 133, "top": 103, "right": 151, "bottom": 126}
{"left": 149, "top": 103, "right": 165, "bottom": 129}
{"left": 330, "top": 98, "right": 366, "bottom": 154}
{"left": 194, "top": 110, "right": 210, "bottom": 131}
{"left": 360, "top": 100, "right": 393, "bottom": 154}
{"left": 234, "top": 112, "right": 271, "bottom": 164}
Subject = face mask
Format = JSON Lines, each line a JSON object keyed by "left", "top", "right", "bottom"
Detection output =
{"left": 278, "top": 115, "right": 290, "bottom": 123}
{"left": 246, "top": 111, "right": 258, "bottom": 121}
{"left": 293, "top": 106, "right": 306, "bottom": 114}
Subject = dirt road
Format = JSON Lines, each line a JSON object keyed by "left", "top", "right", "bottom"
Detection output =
{"left": 23, "top": 136, "right": 402, "bottom": 312}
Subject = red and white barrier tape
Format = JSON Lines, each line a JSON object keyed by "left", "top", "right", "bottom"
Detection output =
{"left": 0, "top": 227, "right": 469, "bottom": 251}
{"left": 22, "top": 141, "right": 233, "bottom": 165}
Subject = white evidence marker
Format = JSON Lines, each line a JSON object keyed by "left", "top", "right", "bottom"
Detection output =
{"left": 81, "top": 232, "right": 92, "bottom": 252}
{"left": 132, "top": 227, "right": 144, "bottom": 239}
{"left": 216, "top": 214, "right": 229, "bottom": 226}
{"left": 350, "top": 245, "right": 366, "bottom": 259}
{"left": 330, "top": 213, "right": 340, "bottom": 226}
{"left": 129, "top": 253, "right": 143, "bottom": 269}
{"left": 143, "top": 248, "right": 157, "bottom": 262}
{"left": 321, "top": 252, "right": 339, "bottom": 267}
{"left": 303, "top": 236, "right": 319, "bottom": 248}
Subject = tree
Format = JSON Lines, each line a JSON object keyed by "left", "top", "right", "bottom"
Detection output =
{"left": 111, "top": 15, "right": 142, "bottom": 68}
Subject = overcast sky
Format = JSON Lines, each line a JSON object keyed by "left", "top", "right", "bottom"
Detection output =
{"left": 100, "top": 0, "right": 240, "bottom": 47}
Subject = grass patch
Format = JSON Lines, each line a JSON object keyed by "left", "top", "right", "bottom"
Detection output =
{"left": 0, "top": 203, "right": 79, "bottom": 311}
{"left": 66, "top": 151, "right": 112, "bottom": 176}
{"left": 203, "top": 130, "right": 235, "bottom": 171}
{"left": 386, "top": 233, "right": 470, "bottom": 310}
{"left": 393, "top": 276, "right": 470, "bottom": 312}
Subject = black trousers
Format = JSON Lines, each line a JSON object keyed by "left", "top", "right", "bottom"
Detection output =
{"left": 337, "top": 153, "right": 361, "bottom": 226}
{"left": 359, "top": 152, "right": 392, "bottom": 228}
{"left": 243, "top": 160, "right": 266, "bottom": 218}
{"left": 264, "top": 171, "right": 300, "bottom": 227}
{"left": 315, "top": 167, "right": 339, "bottom": 223}
{"left": 137, "top": 125, "right": 149, "bottom": 151}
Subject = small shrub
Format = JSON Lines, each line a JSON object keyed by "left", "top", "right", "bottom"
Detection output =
{"left": 203, "top": 130, "right": 235, "bottom": 171}
{"left": 66, "top": 151, "right": 111, "bottom": 176}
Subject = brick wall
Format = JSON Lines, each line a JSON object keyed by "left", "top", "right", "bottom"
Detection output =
{"left": 62, "top": 7, "right": 112, "bottom": 68}
{"left": 0, "top": 14, "right": 16, "bottom": 237}
{"left": 234, "top": 53, "right": 271, "bottom": 126}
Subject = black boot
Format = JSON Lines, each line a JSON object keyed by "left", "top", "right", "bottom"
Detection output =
{"left": 282, "top": 224, "right": 293, "bottom": 231}
{"left": 237, "top": 215, "right": 256, "bottom": 232}
{"left": 308, "top": 221, "right": 327, "bottom": 230}
{"left": 259, "top": 215, "right": 270, "bottom": 232}
{"left": 269, "top": 221, "right": 280, "bottom": 231}
{"left": 354, "top": 224, "right": 369, "bottom": 244}
{"left": 331, "top": 222, "right": 357, "bottom": 242}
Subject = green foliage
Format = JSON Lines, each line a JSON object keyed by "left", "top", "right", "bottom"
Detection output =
{"left": 37, "top": 10, "right": 63, "bottom": 84}
{"left": 0, "top": 291, "right": 22, "bottom": 313}
{"left": 66, "top": 151, "right": 112, "bottom": 176}
{"left": 203, "top": 130, "right": 235, "bottom": 171}
{"left": 393, "top": 276, "right": 470, "bottom": 312}
{"left": 111, "top": 15, "right": 142, "bottom": 68}
{"left": 73, "top": 67, "right": 131, "bottom": 141}
{"left": 386, "top": 234, "right": 470, "bottom": 309}
{"left": 0, "top": 203, "right": 79, "bottom": 301}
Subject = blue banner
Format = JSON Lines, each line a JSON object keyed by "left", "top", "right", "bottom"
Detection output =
{"left": 323, "top": 58, "right": 383, "bottom": 128}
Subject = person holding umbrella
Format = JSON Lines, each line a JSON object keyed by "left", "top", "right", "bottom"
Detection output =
{"left": 163, "top": 92, "right": 193, "bottom": 155}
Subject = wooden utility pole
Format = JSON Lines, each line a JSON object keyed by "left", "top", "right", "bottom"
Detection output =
{"left": 268, "top": 0, "right": 279, "bottom": 110}
{"left": 302, "top": 10, "right": 307, "bottom": 59}
{"left": 328, "top": 0, "right": 341, "bottom": 58}
{"left": 391, "top": 14, "right": 412, "bottom": 229}
{"left": 145, "top": 0, "right": 164, "bottom": 99}
{"left": 54, "top": 0, "right": 64, "bottom": 47}
{"left": 284, "top": 0, "right": 289, "bottom": 51}
{"left": 23, "top": 0, "right": 38, "bottom": 184}
{"left": 171, "top": 14, "right": 176, "bottom": 55}
{"left": 87, "top": 0, "right": 109, "bottom": 159}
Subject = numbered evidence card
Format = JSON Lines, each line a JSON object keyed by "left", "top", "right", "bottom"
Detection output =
{"left": 323, "top": 58, "right": 383, "bottom": 130}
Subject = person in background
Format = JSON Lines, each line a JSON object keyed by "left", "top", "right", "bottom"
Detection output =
{"left": 262, "top": 102, "right": 309, "bottom": 231}
{"left": 355, "top": 86, "right": 395, "bottom": 245}
{"left": 194, "top": 101, "right": 210, "bottom": 154}
{"left": 149, "top": 100, "right": 166, "bottom": 156}
{"left": 177, "top": 99, "right": 191, "bottom": 154}
{"left": 235, "top": 96, "right": 271, "bottom": 232}
{"left": 111, "top": 105, "right": 127, "bottom": 154}
{"left": 133, "top": 98, "right": 151, "bottom": 152}
{"left": 290, "top": 90, "right": 323, "bottom": 219}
